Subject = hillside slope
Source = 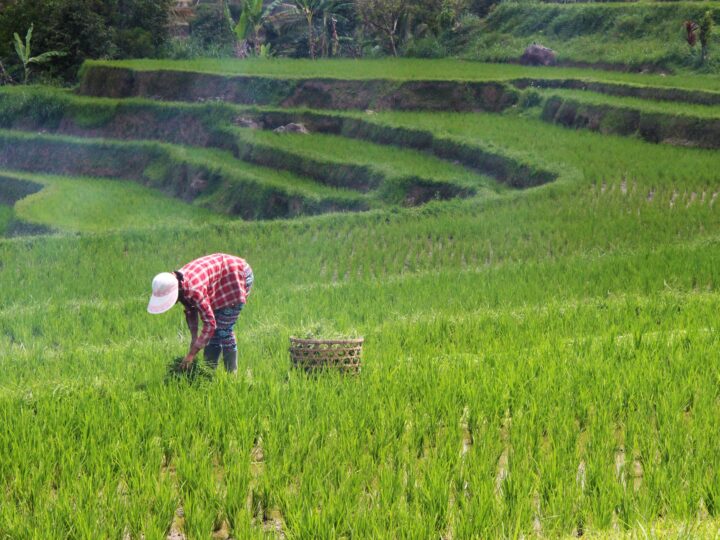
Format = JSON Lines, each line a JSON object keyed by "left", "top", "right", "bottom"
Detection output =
{"left": 462, "top": 2, "right": 720, "bottom": 72}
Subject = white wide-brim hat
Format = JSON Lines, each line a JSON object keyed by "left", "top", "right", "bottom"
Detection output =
{"left": 147, "top": 272, "right": 179, "bottom": 314}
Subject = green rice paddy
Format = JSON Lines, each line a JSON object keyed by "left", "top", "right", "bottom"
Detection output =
{"left": 1, "top": 58, "right": 720, "bottom": 538}
{"left": 6, "top": 171, "right": 227, "bottom": 233}
{"left": 538, "top": 88, "right": 720, "bottom": 118}
{"left": 85, "top": 57, "right": 720, "bottom": 91}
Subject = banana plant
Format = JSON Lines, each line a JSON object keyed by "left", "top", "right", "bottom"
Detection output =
{"left": 276, "top": 0, "right": 350, "bottom": 59}
{"left": 227, "top": 0, "right": 284, "bottom": 57}
{"left": 13, "top": 24, "right": 64, "bottom": 84}
{"left": 319, "top": 1, "right": 352, "bottom": 57}
{"left": 289, "top": 0, "right": 322, "bottom": 59}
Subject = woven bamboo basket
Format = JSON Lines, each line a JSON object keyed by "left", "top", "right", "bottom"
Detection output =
{"left": 289, "top": 337, "right": 364, "bottom": 374}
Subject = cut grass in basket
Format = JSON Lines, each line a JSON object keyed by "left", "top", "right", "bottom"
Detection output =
{"left": 297, "top": 322, "right": 362, "bottom": 340}
{"left": 291, "top": 324, "right": 364, "bottom": 374}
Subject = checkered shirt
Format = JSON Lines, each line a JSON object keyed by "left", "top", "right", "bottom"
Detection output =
{"left": 179, "top": 253, "right": 252, "bottom": 349}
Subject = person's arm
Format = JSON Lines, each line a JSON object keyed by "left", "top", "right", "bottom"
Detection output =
{"left": 184, "top": 307, "right": 199, "bottom": 344}
{"left": 181, "top": 305, "right": 200, "bottom": 370}
{"left": 182, "top": 296, "right": 216, "bottom": 368}
{"left": 244, "top": 265, "right": 254, "bottom": 297}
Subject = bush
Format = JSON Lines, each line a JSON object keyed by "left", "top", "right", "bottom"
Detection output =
{"left": 162, "top": 38, "right": 233, "bottom": 61}
{"left": 700, "top": 10, "right": 714, "bottom": 62}
{"left": 469, "top": 0, "right": 498, "bottom": 17}
{"left": 613, "top": 13, "right": 648, "bottom": 40}
{"left": 402, "top": 36, "right": 447, "bottom": 58}
{"left": 116, "top": 28, "right": 157, "bottom": 60}
{"left": 519, "top": 89, "right": 542, "bottom": 109}
{"left": 188, "top": 4, "right": 235, "bottom": 51}
{"left": 0, "top": 0, "right": 172, "bottom": 84}
{"left": 474, "top": 3, "right": 720, "bottom": 72}
{"left": 163, "top": 4, "right": 237, "bottom": 60}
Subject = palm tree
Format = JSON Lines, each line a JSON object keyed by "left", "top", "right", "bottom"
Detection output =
{"left": 276, "top": 0, "right": 350, "bottom": 59}
{"left": 318, "top": 0, "right": 352, "bottom": 57}
{"left": 355, "top": 0, "right": 411, "bottom": 57}
{"left": 288, "top": 0, "right": 322, "bottom": 59}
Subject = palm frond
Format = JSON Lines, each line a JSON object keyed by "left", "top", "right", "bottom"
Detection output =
{"left": 268, "top": 6, "right": 304, "bottom": 29}
{"left": 24, "top": 24, "right": 33, "bottom": 59}
{"left": 13, "top": 33, "right": 26, "bottom": 63}
{"left": 234, "top": 9, "right": 251, "bottom": 40}
{"left": 27, "top": 51, "right": 65, "bottom": 64}
{"left": 262, "top": 0, "right": 289, "bottom": 18}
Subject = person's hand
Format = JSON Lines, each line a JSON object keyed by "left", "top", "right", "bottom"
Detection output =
{"left": 180, "top": 354, "right": 195, "bottom": 371}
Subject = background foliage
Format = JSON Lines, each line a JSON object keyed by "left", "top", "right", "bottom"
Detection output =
{"left": 0, "top": 1, "right": 719, "bottom": 83}
{"left": 0, "top": 0, "right": 173, "bottom": 83}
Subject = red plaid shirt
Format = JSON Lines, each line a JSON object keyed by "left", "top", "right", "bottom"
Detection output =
{"left": 179, "top": 253, "right": 252, "bottom": 349}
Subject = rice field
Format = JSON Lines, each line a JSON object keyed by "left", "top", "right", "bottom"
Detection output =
{"left": 1, "top": 59, "right": 720, "bottom": 539}
{"left": 84, "top": 58, "right": 720, "bottom": 91}
{"left": 2, "top": 171, "right": 227, "bottom": 233}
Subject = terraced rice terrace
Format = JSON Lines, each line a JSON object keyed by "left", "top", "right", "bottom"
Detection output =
{"left": 2, "top": 58, "right": 720, "bottom": 538}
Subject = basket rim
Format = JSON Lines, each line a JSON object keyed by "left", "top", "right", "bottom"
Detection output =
{"left": 290, "top": 336, "right": 364, "bottom": 345}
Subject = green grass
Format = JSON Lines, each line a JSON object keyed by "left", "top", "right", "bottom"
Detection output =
{"left": 469, "top": 33, "right": 699, "bottom": 69}
{"left": 359, "top": 110, "right": 720, "bottom": 189}
{"left": 0, "top": 204, "right": 12, "bottom": 235}
{"left": 467, "top": 2, "right": 720, "bottom": 74}
{"left": 0, "top": 84, "right": 227, "bottom": 130}
{"left": 236, "top": 128, "right": 494, "bottom": 186}
{"left": 4, "top": 62, "right": 720, "bottom": 537}
{"left": 540, "top": 88, "right": 720, "bottom": 118}
{"left": 3, "top": 189, "right": 720, "bottom": 537}
{"left": 0, "top": 129, "right": 371, "bottom": 218}
{"left": 230, "top": 127, "right": 500, "bottom": 196}
{"left": 0, "top": 87, "right": 502, "bottom": 206}
{"left": 578, "top": 519, "right": 720, "bottom": 539}
{"left": 125, "top": 88, "right": 720, "bottom": 199}
{"left": 3, "top": 171, "right": 228, "bottom": 233}
{"left": 84, "top": 58, "right": 720, "bottom": 91}
{"left": 169, "top": 144, "right": 366, "bottom": 203}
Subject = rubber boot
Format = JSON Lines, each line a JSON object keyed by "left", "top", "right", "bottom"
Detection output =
{"left": 204, "top": 344, "right": 221, "bottom": 369}
{"left": 223, "top": 347, "right": 238, "bottom": 374}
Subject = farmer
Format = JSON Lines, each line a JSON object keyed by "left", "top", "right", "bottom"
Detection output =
{"left": 147, "top": 253, "right": 254, "bottom": 373}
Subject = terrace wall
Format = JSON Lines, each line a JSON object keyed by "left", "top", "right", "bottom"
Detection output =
{"left": 79, "top": 66, "right": 520, "bottom": 112}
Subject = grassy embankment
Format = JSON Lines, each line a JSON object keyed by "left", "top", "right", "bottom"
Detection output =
{"left": 0, "top": 87, "right": 511, "bottom": 218}
{"left": 465, "top": 2, "right": 720, "bottom": 73}
{"left": 75, "top": 59, "right": 720, "bottom": 152}
{"left": 83, "top": 57, "right": 720, "bottom": 90}
{"left": 0, "top": 171, "right": 227, "bottom": 233}
{"left": 529, "top": 88, "right": 720, "bottom": 148}
{"left": 0, "top": 128, "right": 370, "bottom": 220}
{"left": 0, "top": 205, "right": 12, "bottom": 235}
{"left": 538, "top": 88, "right": 720, "bottom": 118}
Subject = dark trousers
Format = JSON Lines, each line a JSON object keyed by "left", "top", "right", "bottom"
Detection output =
{"left": 204, "top": 304, "right": 243, "bottom": 372}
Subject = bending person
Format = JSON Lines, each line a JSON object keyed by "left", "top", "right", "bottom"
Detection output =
{"left": 147, "top": 253, "right": 254, "bottom": 373}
